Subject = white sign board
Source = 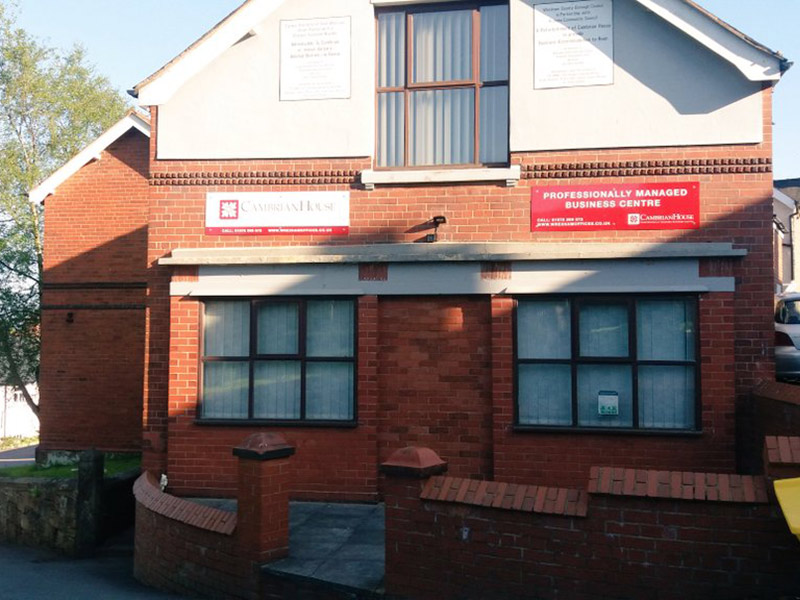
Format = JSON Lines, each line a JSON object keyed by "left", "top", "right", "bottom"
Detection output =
{"left": 534, "top": 0, "right": 614, "bottom": 89}
{"left": 597, "top": 390, "right": 619, "bottom": 416}
{"left": 205, "top": 192, "right": 350, "bottom": 235}
{"left": 280, "top": 17, "right": 351, "bottom": 101}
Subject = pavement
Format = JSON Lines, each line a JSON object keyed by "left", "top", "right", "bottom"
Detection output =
{"left": 0, "top": 529, "right": 184, "bottom": 600}
{"left": 0, "top": 491, "right": 383, "bottom": 598}
{"left": 0, "top": 444, "right": 37, "bottom": 468}
{"left": 266, "top": 501, "right": 385, "bottom": 595}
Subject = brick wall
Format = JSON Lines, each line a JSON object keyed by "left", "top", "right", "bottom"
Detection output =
{"left": 134, "top": 498, "right": 251, "bottom": 599}
{"left": 383, "top": 458, "right": 800, "bottom": 600}
{"left": 139, "top": 87, "right": 774, "bottom": 493}
{"left": 162, "top": 295, "right": 379, "bottom": 501}
{"left": 40, "top": 129, "right": 150, "bottom": 453}
{"left": 377, "top": 297, "right": 493, "bottom": 482}
{"left": 753, "top": 381, "right": 800, "bottom": 439}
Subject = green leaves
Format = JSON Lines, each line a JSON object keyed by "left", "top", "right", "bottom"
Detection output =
{"left": 0, "top": 1, "right": 127, "bottom": 405}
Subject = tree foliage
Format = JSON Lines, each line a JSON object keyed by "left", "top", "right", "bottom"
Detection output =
{"left": 0, "top": 2, "right": 128, "bottom": 415}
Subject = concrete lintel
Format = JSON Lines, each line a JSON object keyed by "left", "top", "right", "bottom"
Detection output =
{"left": 159, "top": 242, "right": 747, "bottom": 267}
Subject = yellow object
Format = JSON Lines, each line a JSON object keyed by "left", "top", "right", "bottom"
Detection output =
{"left": 774, "top": 477, "right": 800, "bottom": 542}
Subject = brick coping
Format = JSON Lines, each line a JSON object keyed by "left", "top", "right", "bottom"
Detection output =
{"left": 765, "top": 436, "right": 800, "bottom": 467}
{"left": 753, "top": 381, "right": 800, "bottom": 407}
{"left": 133, "top": 472, "right": 237, "bottom": 535}
{"left": 589, "top": 466, "right": 769, "bottom": 503}
{"left": 420, "top": 476, "right": 589, "bottom": 517}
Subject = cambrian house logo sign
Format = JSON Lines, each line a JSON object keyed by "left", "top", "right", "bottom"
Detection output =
{"left": 205, "top": 192, "right": 350, "bottom": 235}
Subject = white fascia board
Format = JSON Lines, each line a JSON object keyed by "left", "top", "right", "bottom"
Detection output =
{"left": 371, "top": 0, "right": 461, "bottom": 5}
{"left": 136, "top": 0, "right": 285, "bottom": 106}
{"left": 28, "top": 113, "right": 150, "bottom": 205}
{"left": 633, "top": 0, "right": 783, "bottom": 81}
{"left": 775, "top": 188, "right": 797, "bottom": 211}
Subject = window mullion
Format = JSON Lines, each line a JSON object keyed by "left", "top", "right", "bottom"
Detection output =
{"left": 571, "top": 299, "right": 579, "bottom": 427}
{"left": 404, "top": 12, "right": 413, "bottom": 167}
{"left": 248, "top": 300, "right": 256, "bottom": 419}
{"left": 472, "top": 6, "right": 481, "bottom": 165}
{"left": 299, "top": 300, "right": 307, "bottom": 420}
{"left": 629, "top": 299, "right": 639, "bottom": 430}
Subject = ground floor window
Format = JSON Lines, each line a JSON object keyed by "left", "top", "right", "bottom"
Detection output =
{"left": 200, "top": 298, "right": 356, "bottom": 423}
{"left": 515, "top": 295, "right": 698, "bottom": 431}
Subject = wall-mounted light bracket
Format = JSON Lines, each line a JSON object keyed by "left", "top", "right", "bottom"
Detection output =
{"left": 426, "top": 215, "right": 447, "bottom": 242}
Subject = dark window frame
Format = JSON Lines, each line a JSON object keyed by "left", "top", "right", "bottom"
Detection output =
{"left": 513, "top": 294, "right": 701, "bottom": 434}
{"left": 198, "top": 297, "right": 358, "bottom": 426}
{"left": 374, "top": 0, "right": 510, "bottom": 169}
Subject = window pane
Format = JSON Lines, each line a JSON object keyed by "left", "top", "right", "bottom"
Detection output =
{"left": 202, "top": 362, "right": 248, "bottom": 418}
{"left": 306, "top": 362, "right": 354, "bottom": 420}
{"left": 579, "top": 303, "right": 629, "bottom": 357}
{"left": 204, "top": 301, "right": 249, "bottom": 357}
{"left": 517, "top": 300, "right": 570, "bottom": 359}
{"left": 480, "top": 4, "right": 508, "bottom": 81}
{"left": 776, "top": 300, "right": 800, "bottom": 324}
{"left": 307, "top": 300, "right": 354, "bottom": 357}
{"left": 637, "top": 299, "right": 695, "bottom": 361}
{"left": 257, "top": 302, "right": 298, "bottom": 355}
{"left": 480, "top": 85, "right": 508, "bottom": 164}
{"left": 409, "top": 88, "right": 474, "bottom": 166}
{"left": 518, "top": 364, "right": 572, "bottom": 425}
{"left": 577, "top": 365, "right": 633, "bottom": 427}
{"left": 377, "top": 92, "right": 405, "bottom": 167}
{"left": 254, "top": 361, "right": 300, "bottom": 419}
{"left": 412, "top": 10, "right": 472, "bottom": 83}
{"left": 378, "top": 12, "right": 405, "bottom": 88}
{"left": 639, "top": 366, "right": 695, "bottom": 429}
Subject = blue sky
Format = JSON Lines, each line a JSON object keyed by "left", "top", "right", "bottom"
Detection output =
{"left": 13, "top": 0, "right": 799, "bottom": 179}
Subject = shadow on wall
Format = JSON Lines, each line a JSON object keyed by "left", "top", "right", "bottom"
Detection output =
{"left": 522, "top": 0, "right": 760, "bottom": 115}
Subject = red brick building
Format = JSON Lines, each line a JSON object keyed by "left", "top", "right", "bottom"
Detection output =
{"left": 35, "top": 0, "right": 789, "bottom": 500}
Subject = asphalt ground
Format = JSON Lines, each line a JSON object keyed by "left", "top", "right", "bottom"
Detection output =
{"left": 0, "top": 529, "right": 186, "bottom": 600}
{"left": 0, "top": 444, "right": 37, "bottom": 468}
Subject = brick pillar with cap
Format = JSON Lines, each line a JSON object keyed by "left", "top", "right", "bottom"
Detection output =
{"left": 234, "top": 432, "right": 295, "bottom": 564}
{"left": 381, "top": 446, "right": 448, "bottom": 597}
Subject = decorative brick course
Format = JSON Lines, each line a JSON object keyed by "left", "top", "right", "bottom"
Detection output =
{"left": 150, "top": 169, "right": 360, "bottom": 186}
{"left": 521, "top": 156, "right": 772, "bottom": 179}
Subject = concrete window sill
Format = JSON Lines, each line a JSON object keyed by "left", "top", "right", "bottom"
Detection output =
{"left": 360, "top": 165, "right": 521, "bottom": 190}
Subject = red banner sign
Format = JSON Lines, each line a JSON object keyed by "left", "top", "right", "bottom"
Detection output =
{"left": 531, "top": 182, "right": 700, "bottom": 231}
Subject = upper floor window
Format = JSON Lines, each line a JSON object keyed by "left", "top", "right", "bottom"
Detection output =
{"left": 376, "top": 2, "right": 509, "bottom": 168}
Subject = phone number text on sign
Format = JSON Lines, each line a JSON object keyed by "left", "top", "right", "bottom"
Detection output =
{"left": 531, "top": 182, "right": 700, "bottom": 231}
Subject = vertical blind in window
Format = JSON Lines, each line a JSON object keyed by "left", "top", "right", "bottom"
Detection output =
{"left": 201, "top": 299, "right": 355, "bottom": 422}
{"left": 516, "top": 297, "right": 697, "bottom": 431}
{"left": 376, "top": 4, "right": 509, "bottom": 167}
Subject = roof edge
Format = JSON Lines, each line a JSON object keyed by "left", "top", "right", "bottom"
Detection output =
{"left": 775, "top": 188, "right": 798, "bottom": 211}
{"left": 29, "top": 110, "right": 151, "bottom": 205}
{"left": 134, "top": 0, "right": 285, "bottom": 105}
{"left": 634, "top": 0, "right": 787, "bottom": 81}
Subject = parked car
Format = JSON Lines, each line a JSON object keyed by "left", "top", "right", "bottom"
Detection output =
{"left": 775, "top": 294, "right": 800, "bottom": 380}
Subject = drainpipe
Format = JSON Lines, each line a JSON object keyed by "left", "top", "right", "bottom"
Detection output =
{"left": 790, "top": 201, "right": 800, "bottom": 291}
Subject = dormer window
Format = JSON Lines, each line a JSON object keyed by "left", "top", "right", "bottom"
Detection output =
{"left": 376, "top": 2, "right": 509, "bottom": 168}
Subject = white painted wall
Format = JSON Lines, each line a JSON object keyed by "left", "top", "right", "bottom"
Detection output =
{"left": 157, "top": 0, "right": 375, "bottom": 160}
{"left": 0, "top": 385, "right": 39, "bottom": 439}
{"left": 510, "top": 0, "right": 763, "bottom": 151}
{"left": 156, "top": 0, "right": 764, "bottom": 160}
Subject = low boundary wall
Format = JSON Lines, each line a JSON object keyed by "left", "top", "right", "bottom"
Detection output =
{"left": 133, "top": 433, "right": 295, "bottom": 600}
{"left": 382, "top": 447, "right": 800, "bottom": 600}
{"left": 0, "top": 451, "right": 138, "bottom": 555}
